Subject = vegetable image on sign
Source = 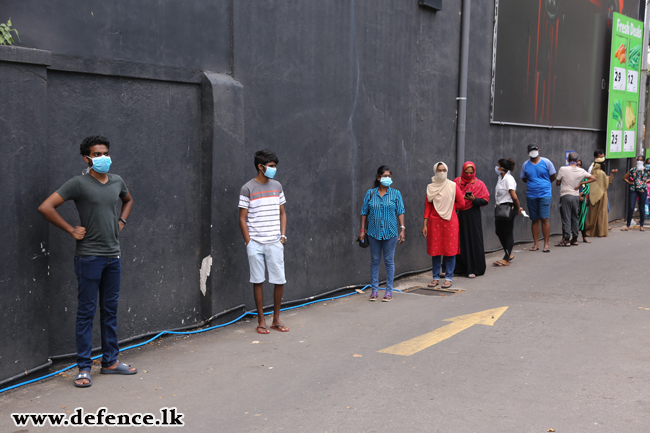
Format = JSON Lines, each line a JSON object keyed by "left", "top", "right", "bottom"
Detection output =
{"left": 612, "top": 100, "right": 623, "bottom": 129}
{"left": 625, "top": 102, "right": 636, "bottom": 129}
{"left": 615, "top": 42, "right": 626, "bottom": 63}
{"left": 628, "top": 44, "right": 642, "bottom": 69}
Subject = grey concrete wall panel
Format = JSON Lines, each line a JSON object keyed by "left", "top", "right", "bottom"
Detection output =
{"left": 6, "top": 0, "right": 231, "bottom": 73}
{"left": 232, "top": 0, "right": 463, "bottom": 303}
{"left": 0, "top": 46, "right": 51, "bottom": 380}
{"left": 201, "top": 73, "right": 249, "bottom": 313}
{"left": 45, "top": 71, "right": 203, "bottom": 356}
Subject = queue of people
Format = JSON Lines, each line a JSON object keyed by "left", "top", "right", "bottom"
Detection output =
{"left": 354, "top": 144, "right": 647, "bottom": 302}
{"left": 37, "top": 137, "right": 647, "bottom": 388}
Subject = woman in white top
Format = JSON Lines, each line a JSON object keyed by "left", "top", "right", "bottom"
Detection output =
{"left": 494, "top": 158, "right": 523, "bottom": 267}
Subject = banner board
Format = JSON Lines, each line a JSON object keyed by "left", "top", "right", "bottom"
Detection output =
{"left": 606, "top": 13, "right": 643, "bottom": 159}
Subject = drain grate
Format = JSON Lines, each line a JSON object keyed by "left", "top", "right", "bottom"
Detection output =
{"left": 402, "top": 286, "right": 463, "bottom": 296}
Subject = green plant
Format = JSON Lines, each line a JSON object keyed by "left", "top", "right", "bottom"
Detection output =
{"left": 0, "top": 18, "right": 19, "bottom": 45}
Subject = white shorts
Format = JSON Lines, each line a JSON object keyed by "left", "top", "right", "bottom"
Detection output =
{"left": 246, "top": 240, "right": 286, "bottom": 285}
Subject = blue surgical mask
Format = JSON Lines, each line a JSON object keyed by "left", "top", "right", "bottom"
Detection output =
{"left": 380, "top": 177, "right": 393, "bottom": 187}
{"left": 646, "top": 164, "right": 650, "bottom": 170}
{"left": 90, "top": 155, "right": 112, "bottom": 174}
{"left": 263, "top": 165, "right": 277, "bottom": 179}
{"left": 495, "top": 166, "right": 502, "bottom": 175}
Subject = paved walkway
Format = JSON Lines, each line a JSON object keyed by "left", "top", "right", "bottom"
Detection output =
{"left": 1, "top": 221, "right": 649, "bottom": 432}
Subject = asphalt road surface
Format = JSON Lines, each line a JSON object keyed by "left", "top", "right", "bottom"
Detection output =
{"left": 1, "top": 221, "right": 649, "bottom": 432}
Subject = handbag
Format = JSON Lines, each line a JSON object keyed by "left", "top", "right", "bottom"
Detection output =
{"left": 358, "top": 189, "right": 375, "bottom": 248}
{"left": 494, "top": 202, "right": 515, "bottom": 220}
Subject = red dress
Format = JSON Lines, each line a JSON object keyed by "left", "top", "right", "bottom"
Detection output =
{"left": 424, "top": 183, "right": 464, "bottom": 257}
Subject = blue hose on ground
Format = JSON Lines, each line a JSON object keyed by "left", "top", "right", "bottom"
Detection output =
{"left": 0, "top": 284, "right": 385, "bottom": 394}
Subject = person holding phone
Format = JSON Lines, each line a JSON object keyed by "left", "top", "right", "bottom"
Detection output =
{"left": 453, "top": 161, "right": 489, "bottom": 278}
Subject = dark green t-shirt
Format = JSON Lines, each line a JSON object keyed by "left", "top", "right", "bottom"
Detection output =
{"left": 56, "top": 174, "right": 129, "bottom": 257}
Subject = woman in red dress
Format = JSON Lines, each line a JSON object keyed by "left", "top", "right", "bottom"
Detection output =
{"left": 422, "top": 162, "right": 464, "bottom": 288}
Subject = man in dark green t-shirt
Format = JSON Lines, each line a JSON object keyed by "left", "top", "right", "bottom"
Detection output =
{"left": 38, "top": 136, "right": 136, "bottom": 388}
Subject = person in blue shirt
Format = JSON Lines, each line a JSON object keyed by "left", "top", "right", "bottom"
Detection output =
{"left": 520, "top": 143, "right": 556, "bottom": 252}
{"left": 358, "top": 165, "right": 406, "bottom": 302}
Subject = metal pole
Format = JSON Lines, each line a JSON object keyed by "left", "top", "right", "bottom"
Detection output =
{"left": 640, "top": 0, "right": 650, "bottom": 157}
{"left": 456, "top": 0, "right": 471, "bottom": 177}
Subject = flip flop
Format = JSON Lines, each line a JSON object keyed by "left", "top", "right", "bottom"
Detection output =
{"left": 493, "top": 260, "right": 510, "bottom": 267}
{"left": 271, "top": 324, "right": 290, "bottom": 332}
{"left": 74, "top": 371, "right": 92, "bottom": 388}
{"left": 529, "top": 246, "right": 539, "bottom": 251}
{"left": 427, "top": 280, "right": 439, "bottom": 288}
{"left": 620, "top": 227, "right": 629, "bottom": 231}
{"left": 100, "top": 362, "right": 137, "bottom": 375}
{"left": 441, "top": 281, "right": 452, "bottom": 289}
{"left": 543, "top": 248, "right": 550, "bottom": 253}
{"left": 555, "top": 241, "right": 570, "bottom": 247}
{"left": 582, "top": 239, "right": 591, "bottom": 243}
{"left": 256, "top": 326, "right": 270, "bottom": 334}
{"left": 467, "top": 274, "right": 476, "bottom": 278}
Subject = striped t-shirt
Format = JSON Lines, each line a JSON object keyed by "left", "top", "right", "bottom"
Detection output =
{"left": 238, "top": 178, "right": 286, "bottom": 244}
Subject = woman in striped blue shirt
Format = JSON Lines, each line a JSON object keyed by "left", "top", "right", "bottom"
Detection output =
{"left": 358, "top": 165, "right": 406, "bottom": 302}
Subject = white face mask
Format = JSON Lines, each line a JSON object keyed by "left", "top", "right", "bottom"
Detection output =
{"left": 529, "top": 150, "right": 539, "bottom": 159}
{"left": 434, "top": 171, "right": 448, "bottom": 182}
{"left": 637, "top": 161, "right": 644, "bottom": 170}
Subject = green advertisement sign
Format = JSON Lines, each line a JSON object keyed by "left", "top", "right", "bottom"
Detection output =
{"left": 606, "top": 12, "right": 643, "bottom": 159}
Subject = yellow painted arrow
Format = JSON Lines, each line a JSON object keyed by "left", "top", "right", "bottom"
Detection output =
{"left": 378, "top": 306, "right": 509, "bottom": 356}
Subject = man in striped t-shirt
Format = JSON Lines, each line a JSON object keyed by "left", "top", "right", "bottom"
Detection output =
{"left": 238, "top": 149, "right": 289, "bottom": 335}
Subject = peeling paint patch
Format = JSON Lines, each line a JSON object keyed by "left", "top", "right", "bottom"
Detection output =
{"left": 199, "top": 255, "right": 212, "bottom": 296}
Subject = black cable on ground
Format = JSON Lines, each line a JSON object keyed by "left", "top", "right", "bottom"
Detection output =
{"left": 0, "top": 360, "right": 53, "bottom": 387}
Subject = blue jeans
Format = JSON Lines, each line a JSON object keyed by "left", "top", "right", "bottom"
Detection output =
{"left": 432, "top": 255, "right": 456, "bottom": 281}
{"left": 369, "top": 235, "right": 399, "bottom": 294}
{"left": 74, "top": 256, "right": 122, "bottom": 371}
{"left": 627, "top": 190, "right": 648, "bottom": 227}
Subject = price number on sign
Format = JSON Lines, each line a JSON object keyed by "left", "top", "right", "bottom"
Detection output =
{"left": 624, "top": 130, "right": 635, "bottom": 152}
{"left": 613, "top": 67, "right": 626, "bottom": 91}
{"left": 627, "top": 70, "right": 638, "bottom": 93}
{"left": 610, "top": 130, "right": 622, "bottom": 153}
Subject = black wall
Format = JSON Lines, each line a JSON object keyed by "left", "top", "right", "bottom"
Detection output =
{"left": 0, "top": 47, "right": 51, "bottom": 381}
{"left": 0, "top": 0, "right": 634, "bottom": 383}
